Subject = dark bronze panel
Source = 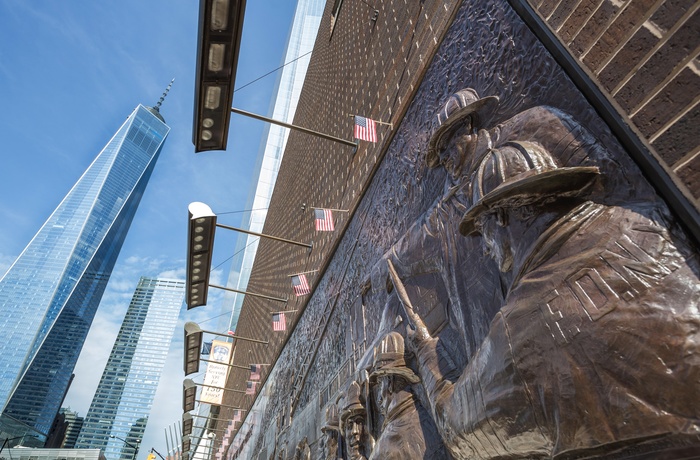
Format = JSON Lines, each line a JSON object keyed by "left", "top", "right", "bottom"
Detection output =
{"left": 219, "top": 0, "right": 700, "bottom": 457}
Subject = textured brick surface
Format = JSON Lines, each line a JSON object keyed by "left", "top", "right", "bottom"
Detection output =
{"left": 220, "top": 0, "right": 699, "bottom": 456}
{"left": 559, "top": 0, "right": 602, "bottom": 44}
{"left": 582, "top": 0, "right": 659, "bottom": 72}
{"left": 549, "top": 0, "right": 584, "bottom": 31}
{"left": 615, "top": 10, "right": 700, "bottom": 111}
{"left": 632, "top": 67, "right": 700, "bottom": 137}
{"left": 652, "top": 104, "right": 700, "bottom": 166}
{"left": 220, "top": 0, "right": 464, "bottom": 453}
{"left": 530, "top": 0, "right": 698, "bottom": 211}
{"left": 570, "top": 0, "right": 620, "bottom": 55}
{"left": 598, "top": 27, "right": 658, "bottom": 91}
{"left": 652, "top": 0, "right": 696, "bottom": 30}
{"left": 677, "top": 152, "right": 700, "bottom": 198}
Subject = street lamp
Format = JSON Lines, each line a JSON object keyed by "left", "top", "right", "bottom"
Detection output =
{"left": 186, "top": 202, "right": 309, "bottom": 309}
{"left": 187, "top": 202, "right": 216, "bottom": 308}
{"left": 0, "top": 436, "right": 27, "bottom": 453}
{"left": 183, "top": 378, "right": 246, "bottom": 412}
{"left": 184, "top": 321, "right": 267, "bottom": 375}
{"left": 182, "top": 413, "right": 194, "bottom": 437}
{"left": 182, "top": 433, "right": 216, "bottom": 460}
{"left": 110, "top": 435, "right": 140, "bottom": 460}
{"left": 193, "top": 0, "right": 247, "bottom": 152}
{"left": 148, "top": 448, "right": 166, "bottom": 460}
{"left": 191, "top": 1, "right": 357, "bottom": 153}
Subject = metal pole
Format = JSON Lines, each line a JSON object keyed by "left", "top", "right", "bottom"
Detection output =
{"left": 232, "top": 107, "right": 357, "bottom": 148}
{"left": 111, "top": 436, "right": 139, "bottom": 460}
{"left": 198, "top": 327, "right": 269, "bottom": 345}
{"left": 209, "top": 283, "right": 287, "bottom": 303}
{"left": 200, "top": 358, "right": 250, "bottom": 370}
{"left": 287, "top": 270, "right": 318, "bottom": 277}
{"left": 193, "top": 399, "right": 243, "bottom": 409}
{"left": 215, "top": 223, "right": 312, "bottom": 249}
{"left": 311, "top": 206, "right": 349, "bottom": 212}
{"left": 164, "top": 428, "right": 171, "bottom": 460}
{"left": 176, "top": 422, "right": 183, "bottom": 460}
{"left": 347, "top": 113, "right": 393, "bottom": 128}
{"left": 189, "top": 413, "right": 244, "bottom": 421}
{"left": 196, "top": 382, "right": 246, "bottom": 394}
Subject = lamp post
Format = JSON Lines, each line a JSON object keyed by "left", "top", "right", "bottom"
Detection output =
{"left": 184, "top": 321, "right": 267, "bottom": 375}
{"left": 186, "top": 201, "right": 310, "bottom": 309}
{"left": 110, "top": 435, "right": 140, "bottom": 460}
{"left": 192, "top": 0, "right": 357, "bottom": 153}
{"left": 0, "top": 436, "right": 26, "bottom": 454}
{"left": 183, "top": 378, "right": 246, "bottom": 412}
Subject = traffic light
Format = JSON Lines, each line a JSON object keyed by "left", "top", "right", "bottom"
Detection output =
{"left": 146, "top": 452, "right": 156, "bottom": 460}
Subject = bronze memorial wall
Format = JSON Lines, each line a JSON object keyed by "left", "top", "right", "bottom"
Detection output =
{"left": 215, "top": 0, "right": 700, "bottom": 458}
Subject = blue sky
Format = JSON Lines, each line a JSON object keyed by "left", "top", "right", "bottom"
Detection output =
{"left": 0, "top": 0, "right": 298, "bottom": 455}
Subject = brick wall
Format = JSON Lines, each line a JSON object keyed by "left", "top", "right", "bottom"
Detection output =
{"left": 217, "top": 0, "right": 463, "bottom": 455}
{"left": 528, "top": 0, "right": 700, "bottom": 204}
{"left": 216, "top": 0, "right": 699, "bottom": 457}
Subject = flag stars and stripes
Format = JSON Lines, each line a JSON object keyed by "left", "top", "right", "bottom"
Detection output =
{"left": 250, "top": 364, "right": 261, "bottom": 381}
{"left": 291, "top": 274, "right": 311, "bottom": 296}
{"left": 354, "top": 115, "right": 377, "bottom": 143}
{"left": 245, "top": 381, "right": 257, "bottom": 395}
{"left": 315, "top": 208, "right": 335, "bottom": 232}
{"left": 272, "top": 312, "right": 287, "bottom": 331}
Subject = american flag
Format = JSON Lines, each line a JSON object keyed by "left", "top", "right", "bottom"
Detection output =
{"left": 246, "top": 381, "right": 257, "bottom": 395}
{"left": 227, "top": 330, "right": 235, "bottom": 336}
{"left": 291, "top": 274, "right": 311, "bottom": 296}
{"left": 354, "top": 115, "right": 377, "bottom": 142}
{"left": 314, "top": 208, "right": 335, "bottom": 232}
{"left": 272, "top": 312, "right": 287, "bottom": 331}
{"left": 250, "top": 364, "right": 261, "bottom": 381}
{"left": 232, "top": 409, "right": 241, "bottom": 423}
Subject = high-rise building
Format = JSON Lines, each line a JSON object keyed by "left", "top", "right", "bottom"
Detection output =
{"left": 222, "top": 0, "right": 324, "bottom": 330}
{"left": 0, "top": 90, "right": 172, "bottom": 444}
{"left": 75, "top": 277, "right": 184, "bottom": 460}
{"left": 61, "top": 408, "right": 85, "bottom": 449}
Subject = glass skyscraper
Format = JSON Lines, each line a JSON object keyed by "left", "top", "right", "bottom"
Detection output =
{"left": 0, "top": 100, "right": 170, "bottom": 443}
{"left": 75, "top": 277, "right": 184, "bottom": 460}
{"left": 222, "top": 0, "right": 324, "bottom": 330}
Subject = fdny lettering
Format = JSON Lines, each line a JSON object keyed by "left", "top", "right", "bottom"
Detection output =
{"left": 541, "top": 232, "right": 676, "bottom": 345}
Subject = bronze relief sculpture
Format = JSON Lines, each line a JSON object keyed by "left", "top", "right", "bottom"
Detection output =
{"left": 386, "top": 89, "right": 700, "bottom": 459}
{"left": 340, "top": 381, "right": 369, "bottom": 460}
{"left": 318, "top": 403, "right": 342, "bottom": 460}
{"left": 367, "top": 331, "right": 447, "bottom": 459}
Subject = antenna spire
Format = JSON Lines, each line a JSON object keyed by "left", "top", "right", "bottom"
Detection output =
{"left": 154, "top": 78, "right": 175, "bottom": 111}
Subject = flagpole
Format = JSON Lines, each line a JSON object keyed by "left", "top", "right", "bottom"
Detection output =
{"left": 310, "top": 207, "right": 349, "bottom": 212}
{"left": 196, "top": 381, "right": 246, "bottom": 394}
{"left": 348, "top": 113, "right": 393, "bottom": 128}
{"left": 188, "top": 414, "right": 241, "bottom": 421}
{"left": 209, "top": 283, "right": 288, "bottom": 303}
{"left": 287, "top": 270, "right": 318, "bottom": 277}
{"left": 198, "top": 327, "right": 269, "bottom": 345}
{"left": 270, "top": 310, "right": 298, "bottom": 315}
{"left": 232, "top": 107, "right": 358, "bottom": 148}
{"left": 199, "top": 358, "right": 250, "bottom": 370}
{"left": 215, "top": 222, "right": 312, "bottom": 250}
{"left": 192, "top": 399, "right": 245, "bottom": 408}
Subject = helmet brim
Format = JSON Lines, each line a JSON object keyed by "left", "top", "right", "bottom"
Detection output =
{"left": 369, "top": 365, "right": 420, "bottom": 384}
{"left": 460, "top": 166, "right": 600, "bottom": 235}
{"left": 426, "top": 96, "right": 499, "bottom": 168}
